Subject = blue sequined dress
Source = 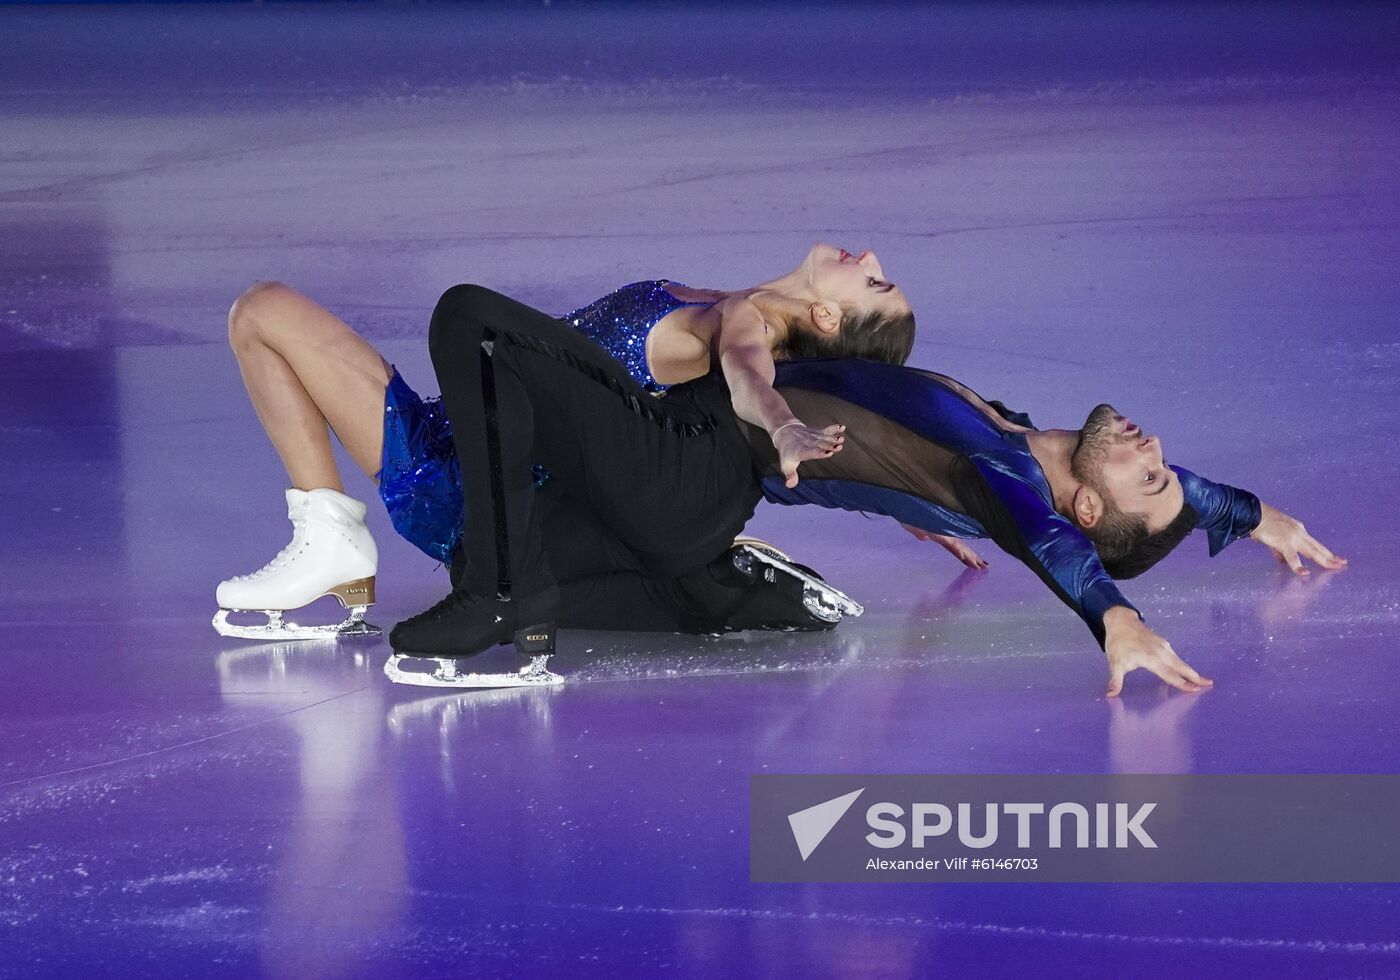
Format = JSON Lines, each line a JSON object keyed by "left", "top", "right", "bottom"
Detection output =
{"left": 378, "top": 281, "right": 710, "bottom": 562}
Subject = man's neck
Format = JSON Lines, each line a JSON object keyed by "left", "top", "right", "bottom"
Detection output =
{"left": 1025, "top": 429, "right": 1082, "bottom": 517}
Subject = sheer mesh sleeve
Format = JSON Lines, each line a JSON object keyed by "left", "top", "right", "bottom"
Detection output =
{"left": 743, "top": 389, "right": 969, "bottom": 513}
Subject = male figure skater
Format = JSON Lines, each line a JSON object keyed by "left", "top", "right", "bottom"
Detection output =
{"left": 391, "top": 285, "right": 1344, "bottom": 695}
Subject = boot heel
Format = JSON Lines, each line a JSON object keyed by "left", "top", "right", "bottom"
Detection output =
{"left": 329, "top": 576, "right": 376, "bottom": 607}
{"left": 513, "top": 623, "right": 555, "bottom": 655}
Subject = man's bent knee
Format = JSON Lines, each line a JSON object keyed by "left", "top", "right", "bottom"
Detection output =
{"left": 429, "top": 283, "right": 495, "bottom": 357}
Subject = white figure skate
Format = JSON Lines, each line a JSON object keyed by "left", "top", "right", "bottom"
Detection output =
{"left": 731, "top": 537, "right": 864, "bottom": 623}
{"left": 383, "top": 653, "right": 563, "bottom": 689}
{"left": 214, "top": 488, "right": 382, "bottom": 640}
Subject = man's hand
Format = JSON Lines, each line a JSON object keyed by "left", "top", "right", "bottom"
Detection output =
{"left": 900, "top": 523, "right": 989, "bottom": 569}
{"left": 1102, "top": 606, "right": 1213, "bottom": 697}
{"left": 773, "top": 421, "right": 844, "bottom": 488}
{"left": 1250, "top": 501, "right": 1348, "bottom": 575}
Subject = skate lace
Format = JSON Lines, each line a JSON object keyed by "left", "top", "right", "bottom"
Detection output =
{"left": 415, "top": 590, "right": 485, "bottom": 623}
{"left": 231, "top": 523, "right": 309, "bottom": 582}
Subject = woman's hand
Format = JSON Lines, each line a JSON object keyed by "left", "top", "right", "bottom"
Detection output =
{"left": 772, "top": 421, "right": 844, "bottom": 488}
{"left": 1249, "top": 501, "right": 1348, "bottom": 575}
{"left": 900, "top": 523, "right": 989, "bottom": 569}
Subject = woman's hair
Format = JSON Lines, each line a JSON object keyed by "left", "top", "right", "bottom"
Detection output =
{"left": 779, "top": 307, "right": 917, "bottom": 366}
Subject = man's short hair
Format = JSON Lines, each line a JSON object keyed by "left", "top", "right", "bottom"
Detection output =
{"left": 1098, "top": 502, "right": 1199, "bottom": 579}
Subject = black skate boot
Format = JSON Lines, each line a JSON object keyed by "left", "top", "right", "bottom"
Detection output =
{"left": 688, "top": 542, "right": 851, "bottom": 633}
{"left": 385, "top": 587, "right": 562, "bottom": 689}
{"left": 729, "top": 539, "right": 863, "bottom": 624}
{"left": 389, "top": 587, "right": 557, "bottom": 659}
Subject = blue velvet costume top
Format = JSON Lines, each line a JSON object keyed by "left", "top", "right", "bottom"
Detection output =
{"left": 380, "top": 281, "right": 709, "bottom": 562}
{"left": 755, "top": 360, "right": 1262, "bottom": 646}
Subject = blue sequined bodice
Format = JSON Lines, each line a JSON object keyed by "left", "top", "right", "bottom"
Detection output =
{"left": 560, "top": 280, "right": 710, "bottom": 391}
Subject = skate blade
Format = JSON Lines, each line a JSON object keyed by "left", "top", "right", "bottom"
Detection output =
{"left": 213, "top": 607, "right": 382, "bottom": 640}
{"left": 383, "top": 653, "right": 563, "bottom": 689}
{"left": 732, "top": 536, "right": 791, "bottom": 562}
{"left": 736, "top": 544, "right": 865, "bottom": 618}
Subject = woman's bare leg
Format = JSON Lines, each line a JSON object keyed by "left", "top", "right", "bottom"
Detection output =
{"left": 227, "top": 281, "right": 394, "bottom": 490}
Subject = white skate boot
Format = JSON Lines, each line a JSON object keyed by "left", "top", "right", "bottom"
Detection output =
{"left": 214, "top": 488, "right": 381, "bottom": 640}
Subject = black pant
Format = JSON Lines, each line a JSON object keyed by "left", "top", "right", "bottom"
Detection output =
{"left": 428, "top": 284, "right": 764, "bottom": 631}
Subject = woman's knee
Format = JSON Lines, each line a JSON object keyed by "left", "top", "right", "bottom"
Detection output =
{"left": 227, "top": 280, "right": 299, "bottom": 348}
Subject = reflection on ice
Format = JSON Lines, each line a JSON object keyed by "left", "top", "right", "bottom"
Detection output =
{"left": 1107, "top": 688, "right": 1204, "bottom": 773}
{"left": 214, "top": 638, "right": 407, "bottom": 978}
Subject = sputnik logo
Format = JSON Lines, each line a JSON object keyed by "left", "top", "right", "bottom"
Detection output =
{"left": 787, "top": 788, "right": 864, "bottom": 861}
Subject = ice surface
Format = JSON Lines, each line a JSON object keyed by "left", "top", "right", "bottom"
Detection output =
{"left": 1, "top": 3, "right": 1398, "bottom": 977}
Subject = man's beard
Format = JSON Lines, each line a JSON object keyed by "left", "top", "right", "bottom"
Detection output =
{"left": 1070, "top": 403, "right": 1120, "bottom": 484}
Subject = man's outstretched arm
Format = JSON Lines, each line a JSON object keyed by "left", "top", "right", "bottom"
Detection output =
{"left": 953, "top": 457, "right": 1211, "bottom": 696}
{"left": 1172, "top": 465, "right": 1347, "bottom": 574}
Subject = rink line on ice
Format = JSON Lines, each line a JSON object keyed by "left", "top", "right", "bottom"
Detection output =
{"left": 215, "top": 879, "right": 1398, "bottom": 958}
{"left": 0, "top": 685, "right": 369, "bottom": 791}
{"left": 909, "top": 197, "right": 1370, "bottom": 242}
{"left": 528, "top": 120, "right": 1120, "bottom": 206}
{"left": 570, "top": 903, "right": 1400, "bottom": 957}
{"left": 0, "top": 105, "right": 520, "bottom": 204}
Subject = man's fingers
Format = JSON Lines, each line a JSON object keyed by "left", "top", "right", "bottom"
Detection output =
{"left": 1137, "top": 642, "right": 1199, "bottom": 692}
{"left": 1169, "top": 653, "right": 1213, "bottom": 687}
{"left": 1302, "top": 536, "right": 1347, "bottom": 569}
{"left": 1176, "top": 661, "right": 1213, "bottom": 687}
{"left": 1106, "top": 658, "right": 1205, "bottom": 697}
{"left": 1151, "top": 661, "right": 1199, "bottom": 692}
{"left": 1105, "top": 665, "right": 1125, "bottom": 698}
{"left": 1284, "top": 550, "right": 1308, "bottom": 575}
{"left": 1304, "top": 535, "right": 1334, "bottom": 561}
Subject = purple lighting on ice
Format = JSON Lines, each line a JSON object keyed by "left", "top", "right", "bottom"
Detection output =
{"left": 1, "top": 2, "right": 1398, "bottom": 976}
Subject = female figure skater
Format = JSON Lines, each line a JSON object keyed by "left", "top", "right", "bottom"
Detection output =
{"left": 214, "top": 243, "right": 916, "bottom": 638}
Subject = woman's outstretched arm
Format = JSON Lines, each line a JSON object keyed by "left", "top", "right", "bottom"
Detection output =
{"left": 712, "top": 296, "right": 844, "bottom": 488}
